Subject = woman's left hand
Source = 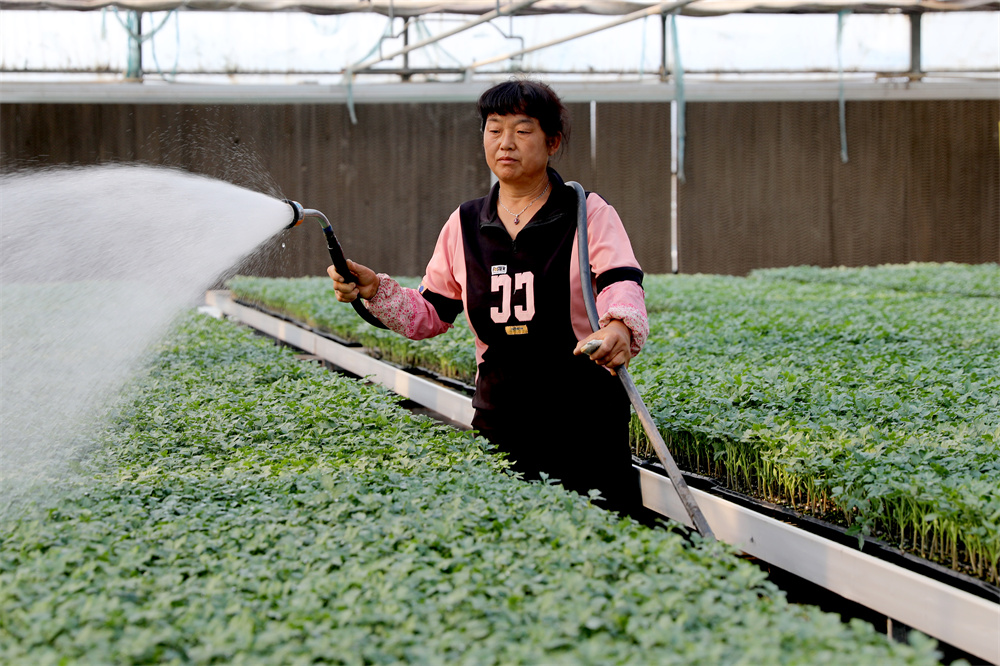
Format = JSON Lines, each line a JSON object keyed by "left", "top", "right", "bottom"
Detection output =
{"left": 574, "top": 319, "right": 633, "bottom": 375}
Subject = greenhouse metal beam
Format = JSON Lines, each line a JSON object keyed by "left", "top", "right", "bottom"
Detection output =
{"left": 467, "top": 0, "right": 701, "bottom": 71}
{"left": 3, "top": 79, "right": 997, "bottom": 104}
{"left": 348, "top": 0, "right": 544, "bottom": 74}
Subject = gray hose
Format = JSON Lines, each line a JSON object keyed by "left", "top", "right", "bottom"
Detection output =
{"left": 568, "top": 181, "right": 714, "bottom": 540}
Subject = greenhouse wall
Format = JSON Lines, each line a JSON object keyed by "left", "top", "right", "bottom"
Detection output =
{"left": 680, "top": 99, "right": 1000, "bottom": 274}
{"left": 1, "top": 98, "right": 996, "bottom": 277}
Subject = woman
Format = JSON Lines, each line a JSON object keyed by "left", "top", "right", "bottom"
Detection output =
{"left": 330, "top": 79, "right": 650, "bottom": 520}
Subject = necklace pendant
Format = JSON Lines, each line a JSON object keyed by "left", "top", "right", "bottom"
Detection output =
{"left": 513, "top": 216, "right": 520, "bottom": 225}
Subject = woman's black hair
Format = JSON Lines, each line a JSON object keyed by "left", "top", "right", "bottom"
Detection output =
{"left": 477, "top": 78, "right": 570, "bottom": 150}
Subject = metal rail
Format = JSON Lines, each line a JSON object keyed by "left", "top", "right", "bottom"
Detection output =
{"left": 3, "top": 79, "right": 996, "bottom": 105}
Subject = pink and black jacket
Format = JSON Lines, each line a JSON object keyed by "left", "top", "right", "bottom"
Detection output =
{"left": 363, "top": 168, "right": 649, "bottom": 414}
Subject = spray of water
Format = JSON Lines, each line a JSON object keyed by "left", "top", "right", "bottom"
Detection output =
{"left": 1, "top": 164, "right": 293, "bottom": 505}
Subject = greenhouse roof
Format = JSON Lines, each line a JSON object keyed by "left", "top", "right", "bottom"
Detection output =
{"left": 2, "top": 0, "right": 996, "bottom": 13}
{"left": 2, "top": 0, "right": 995, "bottom": 92}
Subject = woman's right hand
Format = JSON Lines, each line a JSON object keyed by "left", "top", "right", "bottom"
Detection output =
{"left": 328, "top": 259, "right": 380, "bottom": 303}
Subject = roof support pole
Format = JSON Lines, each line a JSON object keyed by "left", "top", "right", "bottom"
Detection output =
{"left": 670, "top": 14, "right": 685, "bottom": 182}
{"left": 837, "top": 10, "right": 849, "bottom": 163}
{"left": 466, "top": 0, "right": 700, "bottom": 72}
{"left": 402, "top": 18, "right": 411, "bottom": 81}
{"left": 125, "top": 10, "right": 142, "bottom": 81}
{"left": 668, "top": 13, "right": 680, "bottom": 274}
{"left": 660, "top": 12, "right": 668, "bottom": 81}
{"left": 908, "top": 12, "right": 923, "bottom": 80}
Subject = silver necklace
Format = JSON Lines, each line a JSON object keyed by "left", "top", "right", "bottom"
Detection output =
{"left": 498, "top": 183, "right": 550, "bottom": 225}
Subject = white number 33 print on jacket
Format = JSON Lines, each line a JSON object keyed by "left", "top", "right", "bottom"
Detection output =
{"left": 491, "top": 271, "right": 535, "bottom": 324}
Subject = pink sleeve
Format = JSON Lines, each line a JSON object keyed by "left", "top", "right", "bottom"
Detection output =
{"left": 363, "top": 275, "right": 453, "bottom": 340}
{"left": 587, "top": 193, "right": 649, "bottom": 357}
{"left": 362, "top": 209, "right": 465, "bottom": 341}
{"left": 420, "top": 208, "right": 465, "bottom": 302}
{"left": 597, "top": 281, "right": 648, "bottom": 357}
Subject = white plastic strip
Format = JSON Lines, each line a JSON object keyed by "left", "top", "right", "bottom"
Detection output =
{"left": 639, "top": 468, "right": 999, "bottom": 664}
{"left": 205, "top": 290, "right": 475, "bottom": 426}
{"left": 205, "top": 289, "right": 999, "bottom": 664}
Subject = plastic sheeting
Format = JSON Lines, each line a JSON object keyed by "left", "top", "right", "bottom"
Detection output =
{"left": 1, "top": 0, "right": 996, "bottom": 15}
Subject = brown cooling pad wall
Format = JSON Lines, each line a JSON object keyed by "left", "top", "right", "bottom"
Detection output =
{"left": 678, "top": 99, "right": 999, "bottom": 275}
{"left": 3, "top": 99, "right": 995, "bottom": 278}
{"left": 556, "top": 101, "right": 674, "bottom": 276}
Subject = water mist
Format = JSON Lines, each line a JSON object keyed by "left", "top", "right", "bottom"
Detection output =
{"left": 1, "top": 164, "right": 294, "bottom": 505}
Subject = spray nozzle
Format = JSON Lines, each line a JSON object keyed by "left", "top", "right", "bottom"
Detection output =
{"left": 283, "top": 199, "right": 306, "bottom": 229}
{"left": 282, "top": 199, "right": 332, "bottom": 232}
{"left": 279, "top": 198, "right": 389, "bottom": 331}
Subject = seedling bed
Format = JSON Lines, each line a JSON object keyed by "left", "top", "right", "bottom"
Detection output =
{"left": 207, "top": 289, "right": 999, "bottom": 664}
{"left": 226, "top": 264, "right": 1000, "bottom": 587}
{"left": 1, "top": 311, "right": 946, "bottom": 665}
{"left": 231, "top": 295, "right": 477, "bottom": 397}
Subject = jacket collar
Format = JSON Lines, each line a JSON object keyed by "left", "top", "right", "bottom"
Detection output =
{"left": 479, "top": 166, "right": 570, "bottom": 231}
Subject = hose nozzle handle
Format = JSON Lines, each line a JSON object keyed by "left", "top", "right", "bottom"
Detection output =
{"left": 278, "top": 198, "right": 388, "bottom": 330}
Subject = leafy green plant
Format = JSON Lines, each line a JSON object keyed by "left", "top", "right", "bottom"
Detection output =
{"left": 750, "top": 262, "right": 1000, "bottom": 299}
{"left": 1, "top": 313, "right": 941, "bottom": 664}
{"left": 631, "top": 269, "right": 1000, "bottom": 583}
{"left": 225, "top": 265, "right": 1000, "bottom": 584}
{"left": 227, "top": 276, "right": 477, "bottom": 384}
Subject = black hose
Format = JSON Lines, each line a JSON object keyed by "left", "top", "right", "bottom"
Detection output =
{"left": 284, "top": 199, "right": 388, "bottom": 330}
{"left": 567, "top": 181, "right": 715, "bottom": 540}
{"left": 321, "top": 227, "right": 389, "bottom": 330}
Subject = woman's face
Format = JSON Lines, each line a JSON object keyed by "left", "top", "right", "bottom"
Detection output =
{"left": 483, "top": 113, "right": 560, "bottom": 187}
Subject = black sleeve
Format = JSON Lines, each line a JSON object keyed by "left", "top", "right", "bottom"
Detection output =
{"left": 420, "top": 287, "right": 464, "bottom": 324}
{"left": 596, "top": 266, "right": 644, "bottom": 293}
